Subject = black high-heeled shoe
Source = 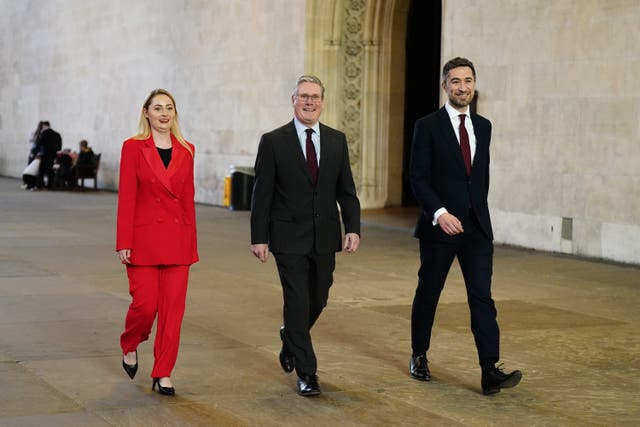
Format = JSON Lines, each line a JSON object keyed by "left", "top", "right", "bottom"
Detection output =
{"left": 152, "top": 378, "right": 175, "bottom": 396}
{"left": 122, "top": 350, "right": 138, "bottom": 380}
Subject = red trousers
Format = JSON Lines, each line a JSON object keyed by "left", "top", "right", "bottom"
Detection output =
{"left": 120, "top": 265, "right": 189, "bottom": 378}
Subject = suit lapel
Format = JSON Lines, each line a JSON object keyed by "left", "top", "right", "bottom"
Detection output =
{"left": 167, "top": 134, "right": 186, "bottom": 179}
{"left": 317, "top": 123, "right": 334, "bottom": 186}
{"left": 141, "top": 135, "right": 177, "bottom": 197}
{"left": 470, "top": 114, "right": 488, "bottom": 177}
{"left": 437, "top": 108, "right": 467, "bottom": 175}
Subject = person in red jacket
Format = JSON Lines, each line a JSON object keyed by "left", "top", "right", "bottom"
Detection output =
{"left": 116, "top": 88, "right": 198, "bottom": 396}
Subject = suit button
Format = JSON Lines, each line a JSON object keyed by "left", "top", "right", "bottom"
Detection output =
{"left": 156, "top": 198, "right": 161, "bottom": 203}
{"left": 151, "top": 179, "right": 156, "bottom": 183}
{"left": 314, "top": 213, "right": 319, "bottom": 218}
{"left": 156, "top": 218, "right": 164, "bottom": 223}
{"left": 174, "top": 218, "right": 179, "bottom": 223}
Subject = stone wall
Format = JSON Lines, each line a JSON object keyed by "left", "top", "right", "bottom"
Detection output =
{"left": 1, "top": 0, "right": 638, "bottom": 264}
{"left": 441, "top": 0, "right": 640, "bottom": 263}
{"left": 0, "top": 0, "right": 305, "bottom": 205}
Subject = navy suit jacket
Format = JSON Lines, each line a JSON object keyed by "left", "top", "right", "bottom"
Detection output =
{"left": 410, "top": 107, "right": 493, "bottom": 242}
{"left": 250, "top": 120, "right": 360, "bottom": 254}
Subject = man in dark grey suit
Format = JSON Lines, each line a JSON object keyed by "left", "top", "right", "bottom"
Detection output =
{"left": 409, "top": 57, "right": 522, "bottom": 395}
{"left": 250, "top": 75, "right": 360, "bottom": 396}
{"left": 36, "top": 121, "right": 62, "bottom": 189}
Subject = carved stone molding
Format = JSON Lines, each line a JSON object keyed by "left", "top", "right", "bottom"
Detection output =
{"left": 340, "top": 0, "right": 367, "bottom": 185}
{"left": 306, "top": 0, "right": 408, "bottom": 208}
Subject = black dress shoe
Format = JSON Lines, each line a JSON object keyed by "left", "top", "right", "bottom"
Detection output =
{"left": 297, "top": 374, "right": 321, "bottom": 396}
{"left": 481, "top": 365, "right": 522, "bottom": 395}
{"left": 152, "top": 378, "right": 175, "bottom": 396}
{"left": 279, "top": 326, "right": 295, "bottom": 373}
{"left": 409, "top": 354, "right": 431, "bottom": 381}
{"left": 122, "top": 350, "right": 138, "bottom": 380}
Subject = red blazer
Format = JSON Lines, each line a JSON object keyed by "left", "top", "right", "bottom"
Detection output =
{"left": 116, "top": 134, "right": 199, "bottom": 266}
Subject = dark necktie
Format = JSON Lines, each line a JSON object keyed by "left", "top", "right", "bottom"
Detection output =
{"left": 305, "top": 128, "right": 318, "bottom": 184}
{"left": 459, "top": 114, "right": 472, "bottom": 176}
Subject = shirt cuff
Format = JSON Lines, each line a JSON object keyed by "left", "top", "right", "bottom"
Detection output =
{"left": 432, "top": 208, "right": 448, "bottom": 226}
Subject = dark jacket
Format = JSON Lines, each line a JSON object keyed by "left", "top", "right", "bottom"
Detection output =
{"left": 38, "top": 128, "right": 62, "bottom": 158}
{"left": 410, "top": 107, "right": 493, "bottom": 241}
{"left": 251, "top": 120, "right": 360, "bottom": 254}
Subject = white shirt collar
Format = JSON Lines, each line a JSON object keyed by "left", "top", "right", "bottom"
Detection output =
{"left": 445, "top": 102, "right": 470, "bottom": 120}
{"left": 293, "top": 118, "right": 320, "bottom": 136}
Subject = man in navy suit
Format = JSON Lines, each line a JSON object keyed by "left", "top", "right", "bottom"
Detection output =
{"left": 251, "top": 75, "right": 360, "bottom": 396}
{"left": 408, "top": 57, "right": 522, "bottom": 395}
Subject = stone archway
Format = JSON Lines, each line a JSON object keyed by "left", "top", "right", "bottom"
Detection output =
{"left": 305, "top": 0, "right": 410, "bottom": 209}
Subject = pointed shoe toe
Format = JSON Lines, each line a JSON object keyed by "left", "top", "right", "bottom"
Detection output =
{"left": 122, "top": 351, "right": 138, "bottom": 380}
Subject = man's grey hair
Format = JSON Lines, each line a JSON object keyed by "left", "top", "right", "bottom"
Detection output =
{"left": 293, "top": 75, "right": 325, "bottom": 98}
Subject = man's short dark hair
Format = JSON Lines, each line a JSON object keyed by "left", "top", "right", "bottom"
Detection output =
{"left": 442, "top": 57, "right": 476, "bottom": 81}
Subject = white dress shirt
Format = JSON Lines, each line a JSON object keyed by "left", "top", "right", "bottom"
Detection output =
{"left": 293, "top": 118, "right": 320, "bottom": 166}
{"left": 432, "top": 102, "right": 477, "bottom": 225}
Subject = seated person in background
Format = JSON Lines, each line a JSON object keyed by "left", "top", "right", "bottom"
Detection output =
{"left": 73, "top": 139, "right": 98, "bottom": 184}
{"left": 54, "top": 148, "right": 75, "bottom": 189}
{"left": 73, "top": 139, "right": 96, "bottom": 182}
{"left": 22, "top": 154, "right": 41, "bottom": 190}
{"left": 75, "top": 140, "right": 95, "bottom": 168}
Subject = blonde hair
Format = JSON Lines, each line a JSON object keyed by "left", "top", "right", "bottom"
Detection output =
{"left": 132, "top": 88, "right": 193, "bottom": 156}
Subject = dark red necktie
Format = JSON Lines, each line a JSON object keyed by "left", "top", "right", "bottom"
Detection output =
{"left": 459, "top": 114, "right": 472, "bottom": 176}
{"left": 305, "top": 128, "right": 318, "bottom": 184}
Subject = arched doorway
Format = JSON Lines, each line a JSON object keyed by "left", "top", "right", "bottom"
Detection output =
{"left": 305, "top": 0, "right": 441, "bottom": 209}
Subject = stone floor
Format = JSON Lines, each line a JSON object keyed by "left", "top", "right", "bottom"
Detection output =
{"left": 0, "top": 176, "right": 638, "bottom": 426}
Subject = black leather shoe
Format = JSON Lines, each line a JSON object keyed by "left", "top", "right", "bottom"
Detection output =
{"left": 481, "top": 364, "right": 522, "bottom": 395}
{"left": 122, "top": 350, "right": 138, "bottom": 380}
{"left": 409, "top": 354, "right": 431, "bottom": 381}
{"left": 279, "top": 326, "right": 295, "bottom": 373}
{"left": 297, "top": 374, "right": 321, "bottom": 396}
{"left": 152, "top": 378, "right": 175, "bottom": 396}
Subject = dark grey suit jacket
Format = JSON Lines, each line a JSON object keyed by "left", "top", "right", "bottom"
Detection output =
{"left": 251, "top": 120, "right": 360, "bottom": 254}
{"left": 410, "top": 107, "right": 494, "bottom": 242}
{"left": 37, "top": 128, "right": 62, "bottom": 158}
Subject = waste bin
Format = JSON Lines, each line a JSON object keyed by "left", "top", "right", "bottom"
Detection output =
{"left": 229, "top": 166, "right": 255, "bottom": 211}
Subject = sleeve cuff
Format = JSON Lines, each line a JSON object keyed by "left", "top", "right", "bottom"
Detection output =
{"left": 432, "top": 208, "right": 448, "bottom": 226}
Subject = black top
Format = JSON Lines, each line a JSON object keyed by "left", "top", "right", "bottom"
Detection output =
{"left": 77, "top": 149, "right": 95, "bottom": 166}
{"left": 157, "top": 147, "right": 172, "bottom": 168}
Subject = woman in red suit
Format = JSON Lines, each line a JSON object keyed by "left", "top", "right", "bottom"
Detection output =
{"left": 116, "top": 88, "right": 198, "bottom": 396}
